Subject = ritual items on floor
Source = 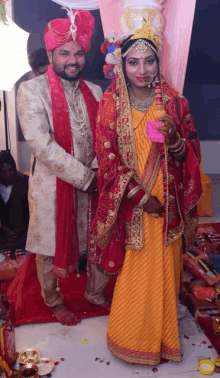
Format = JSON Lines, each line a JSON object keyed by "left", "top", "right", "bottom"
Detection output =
{"left": 198, "top": 359, "right": 215, "bottom": 375}
{"left": 19, "top": 363, "right": 39, "bottom": 378}
{"left": 195, "top": 225, "right": 220, "bottom": 253}
{"left": 183, "top": 249, "right": 220, "bottom": 286}
{"left": 0, "top": 292, "right": 16, "bottom": 369}
{"left": 17, "top": 349, "right": 41, "bottom": 365}
{"left": 18, "top": 348, "right": 55, "bottom": 376}
{"left": 214, "top": 357, "right": 220, "bottom": 373}
{"left": 192, "top": 285, "right": 215, "bottom": 302}
{"left": 213, "top": 316, "right": 220, "bottom": 336}
{"left": 36, "top": 358, "right": 55, "bottom": 376}
{"left": 180, "top": 223, "right": 220, "bottom": 355}
{"left": 0, "top": 249, "right": 28, "bottom": 281}
{"left": 209, "top": 255, "right": 220, "bottom": 272}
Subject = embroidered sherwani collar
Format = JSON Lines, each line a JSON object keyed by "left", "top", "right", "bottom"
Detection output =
{"left": 60, "top": 78, "right": 80, "bottom": 93}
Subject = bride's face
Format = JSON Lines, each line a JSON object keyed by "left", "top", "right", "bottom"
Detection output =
{"left": 125, "top": 45, "right": 158, "bottom": 89}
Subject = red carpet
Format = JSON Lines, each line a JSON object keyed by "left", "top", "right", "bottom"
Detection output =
{"left": 5, "top": 254, "right": 116, "bottom": 327}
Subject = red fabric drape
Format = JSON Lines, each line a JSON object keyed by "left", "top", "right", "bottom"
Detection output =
{"left": 46, "top": 66, "right": 98, "bottom": 278}
{"left": 6, "top": 254, "right": 116, "bottom": 326}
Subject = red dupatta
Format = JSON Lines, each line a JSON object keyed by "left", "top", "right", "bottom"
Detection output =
{"left": 46, "top": 64, "right": 98, "bottom": 278}
{"left": 90, "top": 74, "right": 202, "bottom": 274}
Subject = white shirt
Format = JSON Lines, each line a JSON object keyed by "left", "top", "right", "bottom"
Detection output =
{"left": 0, "top": 183, "right": 13, "bottom": 204}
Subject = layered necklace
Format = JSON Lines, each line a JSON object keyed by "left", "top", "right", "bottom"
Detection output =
{"left": 66, "top": 94, "right": 87, "bottom": 135}
{"left": 128, "top": 86, "right": 155, "bottom": 113}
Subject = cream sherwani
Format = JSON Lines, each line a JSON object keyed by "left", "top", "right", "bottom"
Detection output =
{"left": 17, "top": 75, "right": 102, "bottom": 257}
{"left": 17, "top": 75, "right": 109, "bottom": 307}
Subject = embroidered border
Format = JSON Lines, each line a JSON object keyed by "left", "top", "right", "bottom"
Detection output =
{"left": 142, "top": 143, "right": 161, "bottom": 195}
{"left": 95, "top": 171, "right": 134, "bottom": 248}
{"left": 107, "top": 336, "right": 182, "bottom": 365}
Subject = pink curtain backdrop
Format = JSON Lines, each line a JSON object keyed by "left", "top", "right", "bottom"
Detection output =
{"left": 98, "top": 0, "right": 123, "bottom": 37}
{"left": 161, "top": 0, "right": 197, "bottom": 93}
{"left": 98, "top": 0, "right": 197, "bottom": 94}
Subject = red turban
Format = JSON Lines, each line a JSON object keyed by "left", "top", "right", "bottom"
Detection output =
{"left": 44, "top": 9, "right": 95, "bottom": 53}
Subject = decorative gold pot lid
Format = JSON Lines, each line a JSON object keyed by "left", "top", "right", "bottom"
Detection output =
{"left": 18, "top": 348, "right": 41, "bottom": 365}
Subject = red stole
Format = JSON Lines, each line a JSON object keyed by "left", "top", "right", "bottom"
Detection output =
{"left": 46, "top": 64, "right": 98, "bottom": 278}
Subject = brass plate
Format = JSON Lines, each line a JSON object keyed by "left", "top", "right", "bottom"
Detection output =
{"left": 18, "top": 348, "right": 41, "bottom": 365}
{"left": 36, "top": 358, "right": 55, "bottom": 376}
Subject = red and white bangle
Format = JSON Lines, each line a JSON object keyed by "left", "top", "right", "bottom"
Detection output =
{"left": 126, "top": 179, "right": 149, "bottom": 207}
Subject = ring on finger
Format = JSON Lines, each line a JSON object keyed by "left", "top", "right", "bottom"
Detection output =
{"left": 150, "top": 213, "right": 159, "bottom": 218}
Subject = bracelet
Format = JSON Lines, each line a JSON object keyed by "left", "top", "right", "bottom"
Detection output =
{"left": 170, "top": 139, "right": 184, "bottom": 153}
{"left": 172, "top": 143, "right": 187, "bottom": 158}
{"left": 168, "top": 132, "right": 181, "bottom": 150}
{"left": 127, "top": 185, "right": 141, "bottom": 199}
{"left": 137, "top": 193, "right": 149, "bottom": 208}
{"left": 150, "top": 213, "right": 160, "bottom": 218}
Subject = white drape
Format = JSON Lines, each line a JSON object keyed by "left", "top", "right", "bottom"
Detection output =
{"left": 51, "top": 0, "right": 99, "bottom": 9}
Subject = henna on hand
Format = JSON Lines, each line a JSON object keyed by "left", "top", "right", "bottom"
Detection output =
{"left": 143, "top": 195, "right": 164, "bottom": 217}
{"left": 156, "top": 114, "right": 178, "bottom": 145}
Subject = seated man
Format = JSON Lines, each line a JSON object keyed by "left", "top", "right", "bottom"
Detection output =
{"left": 28, "top": 48, "right": 50, "bottom": 77}
{"left": 0, "top": 151, "right": 29, "bottom": 252}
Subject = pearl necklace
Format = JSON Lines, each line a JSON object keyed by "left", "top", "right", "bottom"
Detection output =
{"left": 128, "top": 87, "right": 155, "bottom": 113}
{"left": 66, "top": 94, "right": 87, "bottom": 132}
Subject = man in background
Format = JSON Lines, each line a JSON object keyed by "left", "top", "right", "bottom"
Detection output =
{"left": 28, "top": 48, "right": 49, "bottom": 77}
{"left": 0, "top": 151, "right": 29, "bottom": 251}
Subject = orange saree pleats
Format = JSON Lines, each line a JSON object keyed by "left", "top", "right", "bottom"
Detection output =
{"left": 107, "top": 103, "right": 182, "bottom": 365}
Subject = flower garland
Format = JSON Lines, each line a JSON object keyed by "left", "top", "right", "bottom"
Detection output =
{"left": 0, "top": 0, "right": 8, "bottom": 24}
{"left": 0, "top": 356, "right": 19, "bottom": 377}
{"left": 100, "top": 30, "right": 122, "bottom": 80}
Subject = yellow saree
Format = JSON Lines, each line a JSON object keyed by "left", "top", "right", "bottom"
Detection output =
{"left": 107, "top": 102, "right": 182, "bottom": 365}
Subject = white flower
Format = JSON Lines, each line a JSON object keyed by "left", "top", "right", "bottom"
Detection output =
{"left": 113, "top": 65, "right": 118, "bottom": 74}
{"left": 107, "top": 30, "right": 118, "bottom": 44}
{"left": 105, "top": 52, "right": 118, "bottom": 65}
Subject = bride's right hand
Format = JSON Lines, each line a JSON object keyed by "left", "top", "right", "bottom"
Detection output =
{"left": 143, "top": 195, "right": 164, "bottom": 217}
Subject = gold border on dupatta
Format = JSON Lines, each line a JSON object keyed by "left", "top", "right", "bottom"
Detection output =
{"left": 142, "top": 143, "right": 161, "bottom": 195}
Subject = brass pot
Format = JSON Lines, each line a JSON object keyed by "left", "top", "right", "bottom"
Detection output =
{"left": 19, "top": 363, "right": 39, "bottom": 378}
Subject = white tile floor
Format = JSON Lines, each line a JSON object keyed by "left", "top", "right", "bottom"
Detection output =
{"left": 15, "top": 313, "right": 220, "bottom": 378}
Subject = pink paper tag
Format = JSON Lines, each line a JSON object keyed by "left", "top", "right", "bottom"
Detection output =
{"left": 146, "top": 121, "right": 165, "bottom": 143}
